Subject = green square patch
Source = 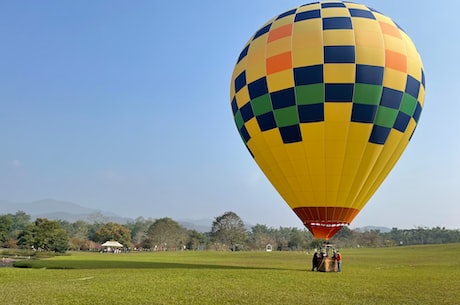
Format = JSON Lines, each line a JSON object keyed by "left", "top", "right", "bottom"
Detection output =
{"left": 295, "top": 84, "right": 324, "bottom": 105}
{"left": 374, "top": 106, "right": 398, "bottom": 128}
{"left": 274, "top": 106, "right": 299, "bottom": 127}
{"left": 353, "top": 83, "right": 382, "bottom": 105}
{"left": 251, "top": 94, "right": 272, "bottom": 116}
{"left": 234, "top": 111, "right": 244, "bottom": 129}
{"left": 400, "top": 93, "right": 417, "bottom": 117}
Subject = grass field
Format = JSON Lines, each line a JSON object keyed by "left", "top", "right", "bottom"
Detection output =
{"left": 1, "top": 243, "right": 460, "bottom": 305}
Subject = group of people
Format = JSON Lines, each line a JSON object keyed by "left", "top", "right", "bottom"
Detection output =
{"left": 311, "top": 247, "right": 342, "bottom": 272}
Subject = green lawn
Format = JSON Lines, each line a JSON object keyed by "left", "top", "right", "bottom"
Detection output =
{"left": 1, "top": 244, "right": 459, "bottom": 305}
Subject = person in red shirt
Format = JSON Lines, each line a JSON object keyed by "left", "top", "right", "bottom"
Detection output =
{"left": 336, "top": 251, "right": 342, "bottom": 272}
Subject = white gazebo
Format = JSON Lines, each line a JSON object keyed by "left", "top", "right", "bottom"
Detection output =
{"left": 101, "top": 240, "right": 123, "bottom": 252}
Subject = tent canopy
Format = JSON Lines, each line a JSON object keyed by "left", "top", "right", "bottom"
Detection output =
{"left": 101, "top": 240, "right": 123, "bottom": 248}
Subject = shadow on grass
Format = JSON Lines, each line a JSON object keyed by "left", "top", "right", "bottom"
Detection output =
{"left": 13, "top": 260, "right": 291, "bottom": 271}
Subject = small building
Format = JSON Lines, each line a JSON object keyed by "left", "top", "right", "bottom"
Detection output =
{"left": 265, "top": 244, "right": 273, "bottom": 252}
{"left": 101, "top": 240, "right": 123, "bottom": 253}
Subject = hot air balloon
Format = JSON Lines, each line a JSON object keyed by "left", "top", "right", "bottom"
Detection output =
{"left": 230, "top": 1, "right": 425, "bottom": 240}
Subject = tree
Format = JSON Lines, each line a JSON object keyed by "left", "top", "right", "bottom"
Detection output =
{"left": 250, "top": 224, "right": 276, "bottom": 250}
{"left": 126, "top": 217, "right": 154, "bottom": 247}
{"left": 10, "top": 211, "right": 31, "bottom": 237}
{"left": 211, "top": 211, "right": 247, "bottom": 251}
{"left": 146, "top": 218, "right": 187, "bottom": 250}
{"left": 59, "top": 220, "right": 91, "bottom": 240}
{"left": 17, "top": 218, "right": 69, "bottom": 253}
{"left": 0, "top": 215, "right": 13, "bottom": 247}
{"left": 59, "top": 220, "right": 93, "bottom": 251}
{"left": 186, "top": 230, "right": 208, "bottom": 250}
{"left": 287, "top": 227, "right": 310, "bottom": 250}
{"left": 92, "top": 222, "right": 131, "bottom": 246}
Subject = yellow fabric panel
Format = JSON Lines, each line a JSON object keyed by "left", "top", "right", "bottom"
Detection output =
{"left": 292, "top": 19, "right": 323, "bottom": 44}
{"left": 382, "top": 34, "right": 406, "bottom": 53}
{"left": 266, "top": 36, "right": 292, "bottom": 58}
{"left": 292, "top": 19, "right": 323, "bottom": 67}
{"left": 353, "top": 128, "right": 408, "bottom": 210}
{"left": 305, "top": 165, "right": 326, "bottom": 204}
{"left": 353, "top": 18, "right": 381, "bottom": 32}
{"left": 284, "top": 142, "right": 316, "bottom": 208}
{"left": 337, "top": 123, "right": 373, "bottom": 206}
{"left": 406, "top": 58, "right": 421, "bottom": 82}
{"left": 293, "top": 17, "right": 322, "bottom": 32}
{"left": 293, "top": 46, "right": 323, "bottom": 68}
{"left": 403, "top": 38, "right": 423, "bottom": 80}
{"left": 323, "top": 29, "right": 355, "bottom": 46}
{"left": 355, "top": 46, "right": 385, "bottom": 66}
{"left": 250, "top": 129, "right": 296, "bottom": 205}
{"left": 270, "top": 145, "right": 301, "bottom": 205}
{"left": 301, "top": 144, "right": 325, "bottom": 168}
{"left": 271, "top": 135, "right": 330, "bottom": 208}
{"left": 323, "top": 104, "right": 351, "bottom": 206}
{"left": 405, "top": 119, "right": 418, "bottom": 141}
{"left": 246, "top": 59, "right": 266, "bottom": 84}
{"left": 354, "top": 28, "right": 384, "bottom": 48}
{"left": 401, "top": 32, "right": 419, "bottom": 57}
{"left": 244, "top": 117, "right": 260, "bottom": 137}
{"left": 300, "top": 123, "right": 326, "bottom": 205}
{"left": 383, "top": 68, "right": 407, "bottom": 92}
{"left": 303, "top": 140, "right": 326, "bottom": 171}
{"left": 245, "top": 38, "right": 267, "bottom": 83}
{"left": 325, "top": 141, "right": 347, "bottom": 204}
{"left": 266, "top": 70, "right": 294, "bottom": 92}
{"left": 258, "top": 124, "right": 283, "bottom": 146}
{"left": 320, "top": 8, "right": 351, "bottom": 18}
{"left": 324, "top": 121, "right": 349, "bottom": 205}
{"left": 404, "top": 38, "right": 424, "bottom": 84}
{"left": 234, "top": 86, "right": 250, "bottom": 108}
{"left": 324, "top": 64, "right": 355, "bottom": 83}
{"left": 418, "top": 86, "right": 425, "bottom": 106}
{"left": 404, "top": 118, "right": 417, "bottom": 142}
{"left": 301, "top": 121, "right": 325, "bottom": 141}
{"left": 346, "top": 123, "right": 374, "bottom": 151}
{"left": 325, "top": 103, "right": 352, "bottom": 122}
{"left": 347, "top": 143, "right": 383, "bottom": 208}
{"left": 249, "top": 31, "right": 269, "bottom": 50}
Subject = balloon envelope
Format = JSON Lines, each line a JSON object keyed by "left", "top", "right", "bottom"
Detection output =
{"left": 230, "top": 2, "right": 425, "bottom": 239}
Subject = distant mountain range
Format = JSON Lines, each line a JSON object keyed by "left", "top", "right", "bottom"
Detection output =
{"left": 0, "top": 199, "right": 391, "bottom": 233}
{"left": 0, "top": 199, "right": 213, "bottom": 232}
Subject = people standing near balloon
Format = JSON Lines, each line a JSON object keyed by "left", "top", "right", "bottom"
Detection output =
{"left": 311, "top": 249, "right": 320, "bottom": 271}
{"left": 336, "top": 251, "right": 342, "bottom": 272}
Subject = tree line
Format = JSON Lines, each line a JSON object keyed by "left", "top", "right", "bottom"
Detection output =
{"left": 1, "top": 210, "right": 459, "bottom": 253}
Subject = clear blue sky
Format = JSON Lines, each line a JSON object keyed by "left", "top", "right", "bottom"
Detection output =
{"left": 1, "top": 1, "right": 458, "bottom": 229}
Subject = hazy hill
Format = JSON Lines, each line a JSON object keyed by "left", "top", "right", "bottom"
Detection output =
{"left": 0, "top": 199, "right": 213, "bottom": 231}
{"left": 0, "top": 199, "right": 130, "bottom": 224}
